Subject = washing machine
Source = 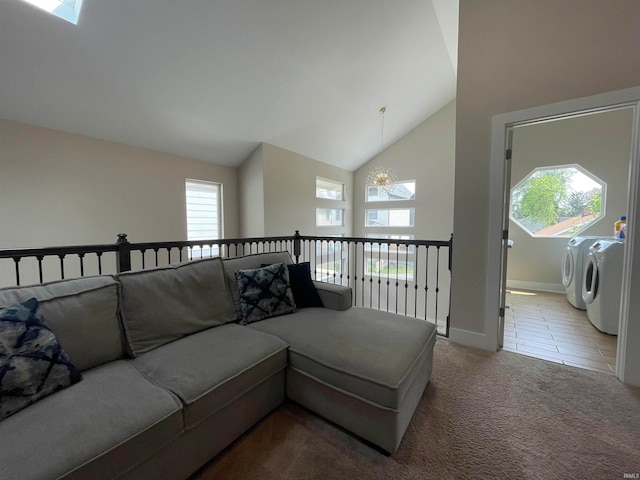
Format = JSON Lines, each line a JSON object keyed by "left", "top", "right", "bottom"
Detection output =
{"left": 582, "top": 239, "right": 625, "bottom": 335}
{"left": 561, "top": 236, "right": 612, "bottom": 309}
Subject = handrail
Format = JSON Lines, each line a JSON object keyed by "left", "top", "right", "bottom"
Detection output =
{"left": 0, "top": 232, "right": 452, "bottom": 337}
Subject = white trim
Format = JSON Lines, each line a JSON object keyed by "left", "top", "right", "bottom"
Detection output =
{"left": 488, "top": 86, "right": 640, "bottom": 383}
{"left": 449, "top": 328, "right": 487, "bottom": 350}
{"left": 506, "top": 280, "right": 564, "bottom": 294}
{"left": 616, "top": 98, "right": 640, "bottom": 386}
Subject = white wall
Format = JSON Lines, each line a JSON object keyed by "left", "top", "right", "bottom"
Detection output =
{"left": 0, "top": 119, "right": 239, "bottom": 285}
{"left": 354, "top": 100, "right": 455, "bottom": 240}
{"left": 507, "top": 107, "right": 634, "bottom": 291}
{"left": 452, "top": 0, "right": 640, "bottom": 346}
{"left": 261, "top": 144, "right": 353, "bottom": 237}
{"left": 238, "top": 145, "right": 265, "bottom": 237}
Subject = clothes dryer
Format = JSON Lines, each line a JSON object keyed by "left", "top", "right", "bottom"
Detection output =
{"left": 582, "top": 239, "right": 624, "bottom": 335}
{"left": 561, "top": 236, "right": 612, "bottom": 309}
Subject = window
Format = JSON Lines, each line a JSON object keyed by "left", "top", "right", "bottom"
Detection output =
{"left": 364, "top": 234, "right": 415, "bottom": 280}
{"left": 316, "top": 208, "right": 344, "bottom": 227}
{"left": 510, "top": 165, "right": 606, "bottom": 237}
{"left": 365, "top": 234, "right": 416, "bottom": 253}
{"left": 366, "top": 181, "right": 415, "bottom": 202}
{"left": 185, "top": 179, "right": 222, "bottom": 256}
{"left": 365, "top": 208, "right": 415, "bottom": 227}
{"left": 316, "top": 177, "right": 344, "bottom": 201}
{"left": 20, "top": 0, "right": 84, "bottom": 24}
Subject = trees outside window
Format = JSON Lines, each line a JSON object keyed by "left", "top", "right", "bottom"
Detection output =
{"left": 510, "top": 165, "right": 605, "bottom": 237}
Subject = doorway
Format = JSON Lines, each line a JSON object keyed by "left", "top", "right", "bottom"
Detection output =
{"left": 486, "top": 86, "right": 640, "bottom": 385}
{"left": 501, "top": 108, "right": 633, "bottom": 373}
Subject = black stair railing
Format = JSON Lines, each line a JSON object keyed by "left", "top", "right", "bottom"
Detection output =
{"left": 0, "top": 231, "right": 452, "bottom": 337}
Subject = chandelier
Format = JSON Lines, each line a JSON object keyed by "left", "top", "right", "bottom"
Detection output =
{"left": 365, "top": 107, "right": 397, "bottom": 190}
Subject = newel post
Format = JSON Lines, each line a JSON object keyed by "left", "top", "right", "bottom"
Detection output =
{"left": 116, "top": 233, "right": 132, "bottom": 273}
{"left": 293, "top": 230, "right": 301, "bottom": 264}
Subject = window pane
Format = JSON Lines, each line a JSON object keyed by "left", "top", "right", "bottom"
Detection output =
{"left": 316, "top": 177, "right": 344, "bottom": 201}
{"left": 366, "top": 181, "right": 415, "bottom": 202}
{"left": 365, "top": 234, "right": 415, "bottom": 253}
{"left": 316, "top": 208, "right": 344, "bottom": 226}
{"left": 510, "top": 165, "right": 605, "bottom": 238}
{"left": 186, "top": 179, "right": 221, "bottom": 242}
{"left": 365, "top": 209, "right": 414, "bottom": 227}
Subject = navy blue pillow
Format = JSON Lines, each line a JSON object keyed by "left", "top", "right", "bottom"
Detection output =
{"left": 282, "top": 262, "right": 323, "bottom": 308}
{"left": 0, "top": 298, "right": 82, "bottom": 421}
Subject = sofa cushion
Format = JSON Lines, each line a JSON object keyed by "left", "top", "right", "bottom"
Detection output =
{"left": 236, "top": 263, "right": 296, "bottom": 324}
{"left": 0, "top": 360, "right": 183, "bottom": 480}
{"left": 117, "top": 256, "right": 237, "bottom": 356}
{"left": 249, "top": 307, "right": 437, "bottom": 409}
{"left": 0, "top": 298, "right": 82, "bottom": 421}
{"left": 223, "top": 251, "right": 293, "bottom": 321}
{"left": 0, "top": 276, "right": 123, "bottom": 372}
{"left": 131, "top": 323, "right": 288, "bottom": 429}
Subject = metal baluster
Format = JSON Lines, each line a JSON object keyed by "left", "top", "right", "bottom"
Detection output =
{"left": 79, "top": 253, "right": 85, "bottom": 277}
{"left": 413, "top": 247, "right": 419, "bottom": 318}
{"left": 369, "top": 243, "right": 373, "bottom": 309}
{"left": 59, "top": 254, "right": 66, "bottom": 280}
{"left": 37, "top": 256, "right": 44, "bottom": 283}
{"left": 435, "top": 247, "right": 441, "bottom": 327}
{"left": 395, "top": 245, "right": 399, "bottom": 314}
{"left": 154, "top": 249, "right": 159, "bottom": 267}
{"left": 386, "top": 243, "right": 390, "bottom": 312}
{"left": 424, "top": 246, "right": 430, "bottom": 322}
{"left": 97, "top": 252, "right": 103, "bottom": 275}
{"left": 13, "top": 257, "right": 20, "bottom": 286}
{"left": 404, "top": 243, "right": 409, "bottom": 316}
{"left": 377, "top": 242, "right": 381, "bottom": 310}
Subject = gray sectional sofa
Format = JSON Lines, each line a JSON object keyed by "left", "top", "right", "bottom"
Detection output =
{"left": 0, "top": 251, "right": 437, "bottom": 480}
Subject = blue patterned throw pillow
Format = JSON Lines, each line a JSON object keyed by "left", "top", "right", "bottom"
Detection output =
{"left": 235, "top": 262, "right": 296, "bottom": 324}
{"left": 0, "top": 298, "right": 82, "bottom": 421}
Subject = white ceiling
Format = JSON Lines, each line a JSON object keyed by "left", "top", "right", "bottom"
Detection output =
{"left": 0, "top": 0, "right": 458, "bottom": 171}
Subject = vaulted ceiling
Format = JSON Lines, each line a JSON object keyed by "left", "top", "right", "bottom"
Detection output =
{"left": 0, "top": 0, "right": 457, "bottom": 171}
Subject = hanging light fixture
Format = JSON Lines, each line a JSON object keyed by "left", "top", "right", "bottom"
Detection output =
{"left": 366, "top": 107, "right": 397, "bottom": 191}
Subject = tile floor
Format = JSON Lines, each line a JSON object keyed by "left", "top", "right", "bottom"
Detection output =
{"left": 502, "top": 289, "right": 617, "bottom": 374}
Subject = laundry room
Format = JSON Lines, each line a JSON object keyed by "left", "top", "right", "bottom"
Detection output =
{"left": 503, "top": 106, "right": 634, "bottom": 372}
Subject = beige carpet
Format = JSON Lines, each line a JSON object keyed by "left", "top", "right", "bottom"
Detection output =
{"left": 192, "top": 340, "right": 640, "bottom": 480}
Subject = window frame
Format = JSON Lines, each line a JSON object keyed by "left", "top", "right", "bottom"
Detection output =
{"left": 185, "top": 179, "right": 223, "bottom": 257}
{"left": 365, "top": 180, "right": 416, "bottom": 203}
{"left": 316, "top": 177, "right": 345, "bottom": 201}
{"left": 509, "top": 164, "right": 606, "bottom": 238}
{"left": 365, "top": 208, "right": 415, "bottom": 228}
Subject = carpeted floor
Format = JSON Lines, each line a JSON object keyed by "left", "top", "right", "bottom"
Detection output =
{"left": 191, "top": 339, "right": 640, "bottom": 480}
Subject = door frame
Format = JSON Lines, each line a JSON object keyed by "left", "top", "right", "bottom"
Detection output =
{"left": 486, "top": 86, "right": 640, "bottom": 385}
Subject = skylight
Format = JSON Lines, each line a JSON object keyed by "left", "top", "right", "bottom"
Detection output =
{"left": 20, "top": 0, "right": 83, "bottom": 25}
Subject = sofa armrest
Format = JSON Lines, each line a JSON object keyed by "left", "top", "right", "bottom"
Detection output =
{"left": 313, "top": 281, "right": 352, "bottom": 311}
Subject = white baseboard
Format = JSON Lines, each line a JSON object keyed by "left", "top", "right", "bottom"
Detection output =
{"left": 449, "top": 327, "right": 489, "bottom": 350}
{"left": 506, "top": 280, "right": 564, "bottom": 294}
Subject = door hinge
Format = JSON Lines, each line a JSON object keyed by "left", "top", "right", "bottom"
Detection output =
{"left": 506, "top": 149, "right": 512, "bottom": 160}
{"left": 502, "top": 229, "right": 509, "bottom": 240}
{"left": 499, "top": 307, "right": 506, "bottom": 317}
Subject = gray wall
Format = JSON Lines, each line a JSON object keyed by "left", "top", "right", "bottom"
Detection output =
{"left": 238, "top": 145, "right": 265, "bottom": 237}
{"left": 0, "top": 119, "right": 240, "bottom": 285}
{"left": 507, "top": 107, "right": 634, "bottom": 291}
{"left": 453, "top": 0, "right": 640, "bottom": 345}
{"left": 0, "top": 119, "right": 240, "bottom": 246}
